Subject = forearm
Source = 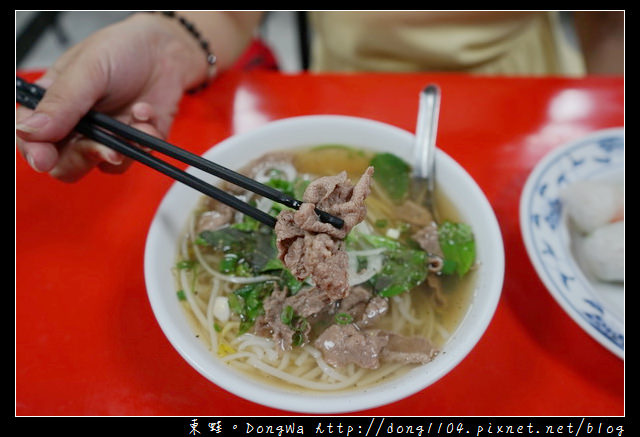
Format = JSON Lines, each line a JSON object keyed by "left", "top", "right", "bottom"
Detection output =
{"left": 121, "top": 11, "right": 262, "bottom": 90}
{"left": 128, "top": 11, "right": 263, "bottom": 91}
{"left": 177, "top": 11, "right": 263, "bottom": 71}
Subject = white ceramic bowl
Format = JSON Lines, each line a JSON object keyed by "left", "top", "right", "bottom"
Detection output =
{"left": 144, "top": 115, "right": 504, "bottom": 413}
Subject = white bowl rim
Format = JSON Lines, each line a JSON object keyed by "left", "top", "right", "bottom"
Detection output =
{"left": 144, "top": 114, "right": 505, "bottom": 413}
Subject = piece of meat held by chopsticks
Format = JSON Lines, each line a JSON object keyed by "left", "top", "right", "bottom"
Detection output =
{"left": 275, "top": 167, "right": 374, "bottom": 300}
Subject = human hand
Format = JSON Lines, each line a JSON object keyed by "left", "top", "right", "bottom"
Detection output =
{"left": 16, "top": 13, "right": 210, "bottom": 182}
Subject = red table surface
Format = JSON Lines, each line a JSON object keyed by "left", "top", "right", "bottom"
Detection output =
{"left": 15, "top": 69, "right": 624, "bottom": 417}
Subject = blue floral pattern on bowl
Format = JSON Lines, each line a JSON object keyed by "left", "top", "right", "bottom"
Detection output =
{"left": 520, "top": 128, "right": 624, "bottom": 358}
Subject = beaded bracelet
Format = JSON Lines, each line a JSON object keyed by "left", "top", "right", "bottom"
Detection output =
{"left": 146, "top": 11, "right": 218, "bottom": 92}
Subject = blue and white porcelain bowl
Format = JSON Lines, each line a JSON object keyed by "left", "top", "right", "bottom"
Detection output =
{"left": 519, "top": 127, "right": 624, "bottom": 359}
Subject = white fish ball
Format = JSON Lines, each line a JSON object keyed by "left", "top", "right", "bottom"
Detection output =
{"left": 581, "top": 221, "right": 624, "bottom": 282}
{"left": 561, "top": 181, "right": 624, "bottom": 234}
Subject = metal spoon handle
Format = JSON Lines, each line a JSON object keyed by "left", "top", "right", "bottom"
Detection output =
{"left": 413, "top": 84, "right": 441, "bottom": 193}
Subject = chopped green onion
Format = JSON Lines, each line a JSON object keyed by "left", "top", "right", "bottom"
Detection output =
{"left": 176, "top": 259, "right": 196, "bottom": 270}
{"left": 281, "top": 305, "right": 294, "bottom": 325}
{"left": 335, "top": 312, "right": 354, "bottom": 325}
{"left": 292, "top": 331, "right": 305, "bottom": 347}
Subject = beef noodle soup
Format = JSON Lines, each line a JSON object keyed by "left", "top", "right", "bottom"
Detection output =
{"left": 173, "top": 145, "right": 477, "bottom": 392}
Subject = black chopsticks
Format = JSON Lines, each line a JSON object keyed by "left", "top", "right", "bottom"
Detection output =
{"left": 16, "top": 76, "right": 344, "bottom": 230}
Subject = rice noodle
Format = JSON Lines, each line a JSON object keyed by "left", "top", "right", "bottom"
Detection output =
{"left": 179, "top": 268, "right": 208, "bottom": 327}
{"left": 277, "top": 351, "right": 291, "bottom": 370}
{"left": 205, "top": 277, "right": 221, "bottom": 349}
{"left": 393, "top": 294, "right": 422, "bottom": 326}
{"left": 246, "top": 357, "right": 367, "bottom": 391}
{"left": 234, "top": 334, "right": 280, "bottom": 362}
{"left": 219, "top": 351, "right": 256, "bottom": 362}
{"left": 303, "top": 345, "right": 351, "bottom": 382}
{"left": 209, "top": 269, "right": 280, "bottom": 284}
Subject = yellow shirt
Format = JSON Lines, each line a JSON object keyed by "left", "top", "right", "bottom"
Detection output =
{"left": 309, "top": 11, "right": 585, "bottom": 76}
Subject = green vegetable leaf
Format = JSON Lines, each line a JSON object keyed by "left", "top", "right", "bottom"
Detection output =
{"left": 346, "top": 230, "right": 429, "bottom": 297}
{"left": 266, "top": 176, "right": 311, "bottom": 203}
{"left": 231, "top": 214, "right": 261, "bottom": 232}
{"left": 439, "top": 258, "right": 458, "bottom": 276}
{"left": 278, "top": 269, "right": 305, "bottom": 295}
{"left": 356, "top": 233, "right": 401, "bottom": 250}
{"left": 229, "top": 282, "right": 274, "bottom": 334}
{"left": 198, "top": 226, "right": 276, "bottom": 274}
{"left": 259, "top": 257, "right": 306, "bottom": 294}
{"left": 260, "top": 257, "right": 286, "bottom": 272}
{"left": 265, "top": 177, "right": 295, "bottom": 197}
{"left": 438, "top": 220, "right": 476, "bottom": 276}
{"left": 277, "top": 303, "right": 309, "bottom": 347}
{"left": 369, "top": 247, "right": 429, "bottom": 297}
{"left": 370, "top": 152, "right": 411, "bottom": 202}
{"left": 198, "top": 227, "right": 247, "bottom": 251}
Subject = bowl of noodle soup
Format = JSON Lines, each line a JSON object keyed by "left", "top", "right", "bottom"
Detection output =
{"left": 144, "top": 115, "right": 504, "bottom": 413}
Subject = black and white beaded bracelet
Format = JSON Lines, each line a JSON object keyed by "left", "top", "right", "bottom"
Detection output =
{"left": 146, "top": 11, "right": 218, "bottom": 92}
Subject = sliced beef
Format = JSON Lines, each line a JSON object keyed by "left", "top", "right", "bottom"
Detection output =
{"left": 254, "top": 286, "right": 330, "bottom": 352}
{"left": 412, "top": 222, "right": 446, "bottom": 277}
{"left": 301, "top": 233, "right": 349, "bottom": 299}
{"left": 196, "top": 198, "right": 234, "bottom": 233}
{"left": 412, "top": 221, "right": 443, "bottom": 258}
{"left": 298, "top": 167, "right": 374, "bottom": 239}
{"left": 336, "top": 285, "right": 388, "bottom": 326}
{"left": 275, "top": 220, "right": 349, "bottom": 299}
{"left": 361, "top": 296, "right": 389, "bottom": 326}
{"left": 314, "top": 324, "right": 388, "bottom": 369}
{"left": 275, "top": 167, "right": 374, "bottom": 300}
{"left": 275, "top": 211, "right": 307, "bottom": 277}
{"left": 381, "top": 333, "right": 438, "bottom": 364}
{"left": 314, "top": 324, "right": 438, "bottom": 369}
{"left": 254, "top": 286, "right": 298, "bottom": 351}
{"left": 285, "top": 286, "right": 331, "bottom": 318}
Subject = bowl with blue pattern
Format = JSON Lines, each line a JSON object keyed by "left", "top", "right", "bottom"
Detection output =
{"left": 519, "top": 128, "right": 624, "bottom": 358}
